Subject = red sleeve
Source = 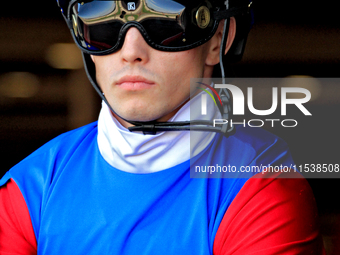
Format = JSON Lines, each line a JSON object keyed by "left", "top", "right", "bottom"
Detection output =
{"left": 213, "top": 172, "right": 326, "bottom": 255}
{"left": 0, "top": 179, "right": 37, "bottom": 255}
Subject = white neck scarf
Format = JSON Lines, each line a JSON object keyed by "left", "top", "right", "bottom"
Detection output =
{"left": 97, "top": 92, "right": 220, "bottom": 173}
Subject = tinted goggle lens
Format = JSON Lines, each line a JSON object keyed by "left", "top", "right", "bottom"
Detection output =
{"left": 70, "top": 0, "right": 218, "bottom": 53}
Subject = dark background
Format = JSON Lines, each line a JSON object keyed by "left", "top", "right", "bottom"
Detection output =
{"left": 1, "top": 0, "right": 339, "bottom": 253}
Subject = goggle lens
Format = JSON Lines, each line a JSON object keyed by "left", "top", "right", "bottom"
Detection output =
{"left": 70, "top": 0, "right": 218, "bottom": 54}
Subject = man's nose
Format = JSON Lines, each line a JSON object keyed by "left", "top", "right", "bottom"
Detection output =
{"left": 119, "top": 27, "right": 150, "bottom": 64}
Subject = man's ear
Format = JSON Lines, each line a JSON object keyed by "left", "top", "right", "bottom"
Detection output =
{"left": 205, "top": 17, "right": 236, "bottom": 66}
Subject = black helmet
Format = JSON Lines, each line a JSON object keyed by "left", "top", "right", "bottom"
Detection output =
{"left": 56, "top": 0, "right": 254, "bottom": 135}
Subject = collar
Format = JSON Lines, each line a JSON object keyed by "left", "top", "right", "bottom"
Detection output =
{"left": 97, "top": 92, "right": 220, "bottom": 173}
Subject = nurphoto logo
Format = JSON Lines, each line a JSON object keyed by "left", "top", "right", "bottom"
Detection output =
{"left": 193, "top": 78, "right": 313, "bottom": 128}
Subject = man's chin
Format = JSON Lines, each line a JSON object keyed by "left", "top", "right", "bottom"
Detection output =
{"left": 110, "top": 110, "right": 166, "bottom": 128}
{"left": 108, "top": 102, "right": 180, "bottom": 126}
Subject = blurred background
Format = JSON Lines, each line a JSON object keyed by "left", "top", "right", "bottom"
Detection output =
{"left": 0, "top": 0, "right": 339, "bottom": 253}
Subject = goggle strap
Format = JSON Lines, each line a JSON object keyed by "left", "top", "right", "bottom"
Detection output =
{"left": 213, "top": 4, "right": 252, "bottom": 20}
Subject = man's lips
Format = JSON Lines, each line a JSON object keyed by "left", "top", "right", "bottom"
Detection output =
{"left": 116, "top": 76, "right": 155, "bottom": 90}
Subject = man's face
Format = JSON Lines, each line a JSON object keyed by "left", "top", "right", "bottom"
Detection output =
{"left": 91, "top": 26, "right": 223, "bottom": 124}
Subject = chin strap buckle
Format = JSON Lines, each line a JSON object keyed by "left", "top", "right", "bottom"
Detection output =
{"left": 140, "top": 125, "right": 157, "bottom": 135}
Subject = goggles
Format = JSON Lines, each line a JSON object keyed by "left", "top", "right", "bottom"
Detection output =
{"left": 66, "top": 0, "right": 242, "bottom": 55}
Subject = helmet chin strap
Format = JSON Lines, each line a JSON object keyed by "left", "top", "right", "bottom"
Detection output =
{"left": 218, "top": 17, "right": 235, "bottom": 135}
{"left": 81, "top": 18, "right": 234, "bottom": 137}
